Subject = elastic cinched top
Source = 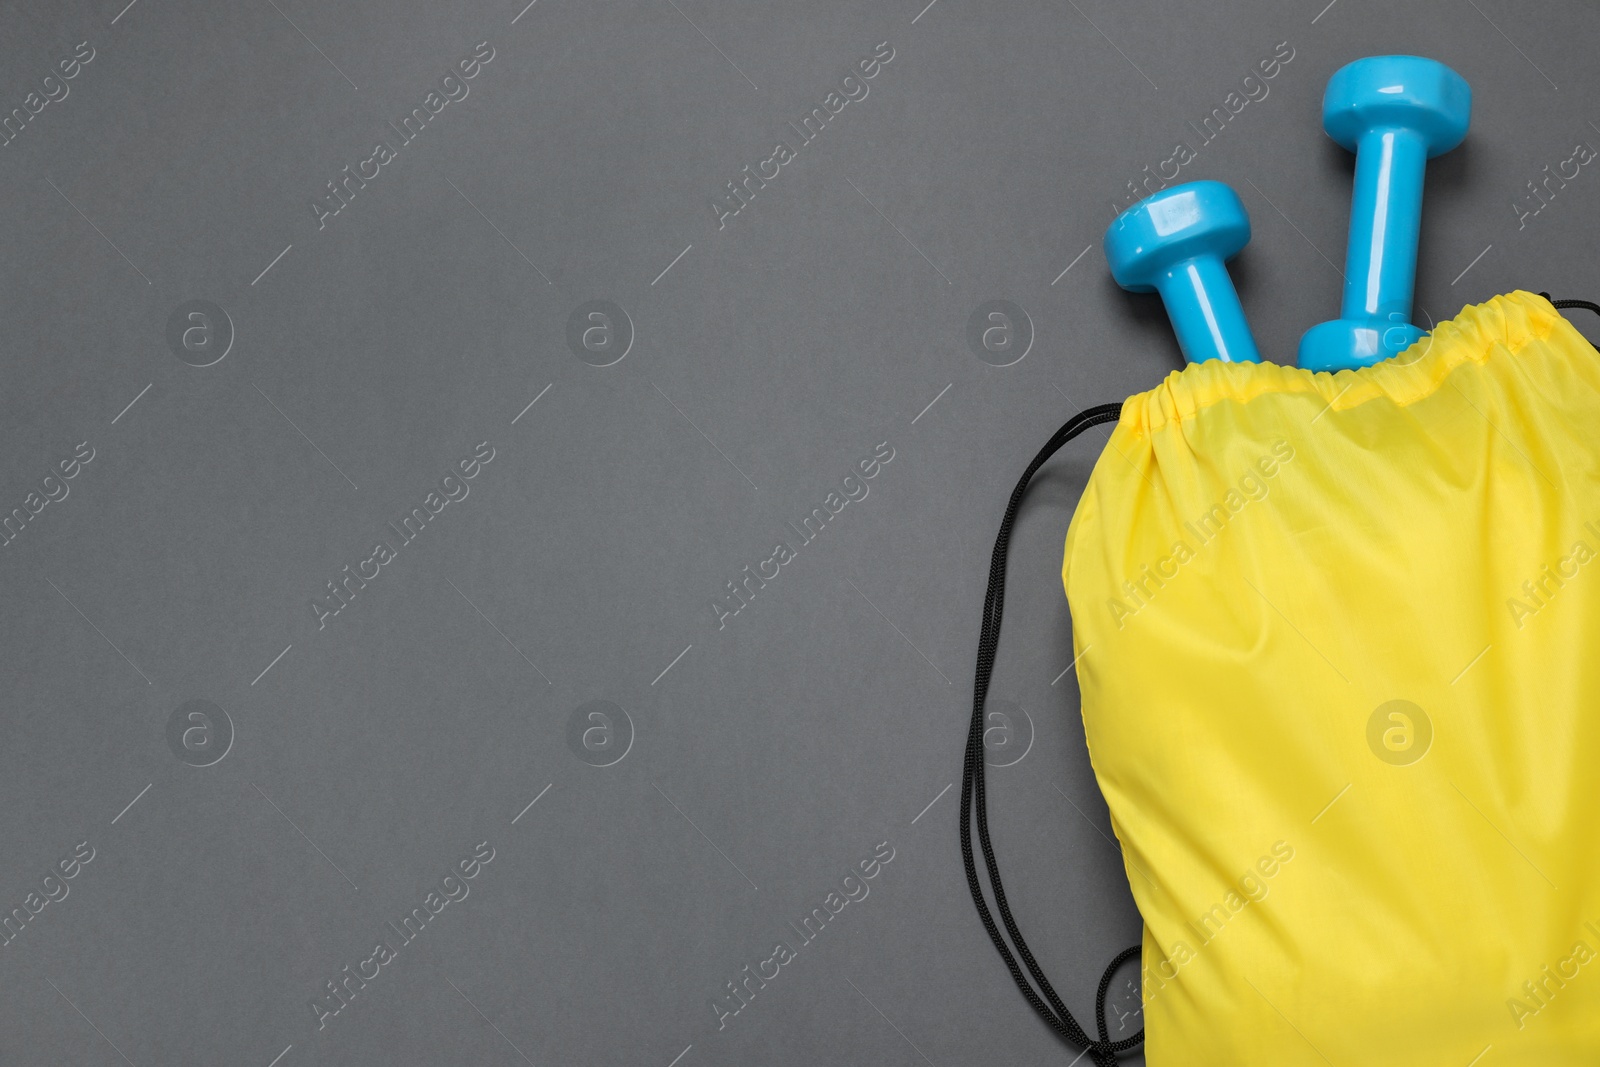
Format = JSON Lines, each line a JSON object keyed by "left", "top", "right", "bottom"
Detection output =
{"left": 1115, "top": 290, "right": 1567, "bottom": 439}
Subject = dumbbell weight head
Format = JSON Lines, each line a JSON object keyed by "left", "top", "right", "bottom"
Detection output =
{"left": 1105, "top": 181, "right": 1261, "bottom": 365}
{"left": 1323, "top": 55, "right": 1471, "bottom": 160}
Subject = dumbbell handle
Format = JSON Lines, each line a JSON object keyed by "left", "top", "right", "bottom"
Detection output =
{"left": 1341, "top": 127, "right": 1429, "bottom": 323}
{"left": 1154, "top": 257, "right": 1262, "bottom": 365}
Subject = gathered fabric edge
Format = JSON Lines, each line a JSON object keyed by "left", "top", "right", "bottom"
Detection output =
{"left": 1114, "top": 290, "right": 1562, "bottom": 440}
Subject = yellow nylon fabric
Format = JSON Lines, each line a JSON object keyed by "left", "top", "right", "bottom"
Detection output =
{"left": 1063, "top": 291, "right": 1600, "bottom": 1065}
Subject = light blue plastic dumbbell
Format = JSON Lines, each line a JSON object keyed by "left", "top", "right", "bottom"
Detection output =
{"left": 1104, "top": 180, "right": 1262, "bottom": 364}
{"left": 1299, "top": 55, "right": 1471, "bottom": 372}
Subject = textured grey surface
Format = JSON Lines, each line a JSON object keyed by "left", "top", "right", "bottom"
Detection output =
{"left": 0, "top": 1, "right": 1596, "bottom": 1064}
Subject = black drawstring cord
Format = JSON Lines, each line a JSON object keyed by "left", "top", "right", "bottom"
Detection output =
{"left": 1540, "top": 293, "right": 1600, "bottom": 350}
{"left": 961, "top": 401, "right": 1142, "bottom": 1066}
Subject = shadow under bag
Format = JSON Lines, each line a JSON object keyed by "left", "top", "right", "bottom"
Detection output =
{"left": 1062, "top": 291, "right": 1600, "bottom": 1064}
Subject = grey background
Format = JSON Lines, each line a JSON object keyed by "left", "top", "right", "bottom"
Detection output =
{"left": 0, "top": 0, "right": 1596, "bottom": 1064}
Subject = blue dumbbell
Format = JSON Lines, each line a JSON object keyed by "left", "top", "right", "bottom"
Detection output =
{"left": 1104, "top": 181, "right": 1262, "bottom": 364}
{"left": 1299, "top": 56, "right": 1471, "bottom": 372}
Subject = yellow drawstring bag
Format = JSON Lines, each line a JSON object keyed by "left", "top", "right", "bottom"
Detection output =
{"left": 1062, "top": 291, "right": 1600, "bottom": 1064}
